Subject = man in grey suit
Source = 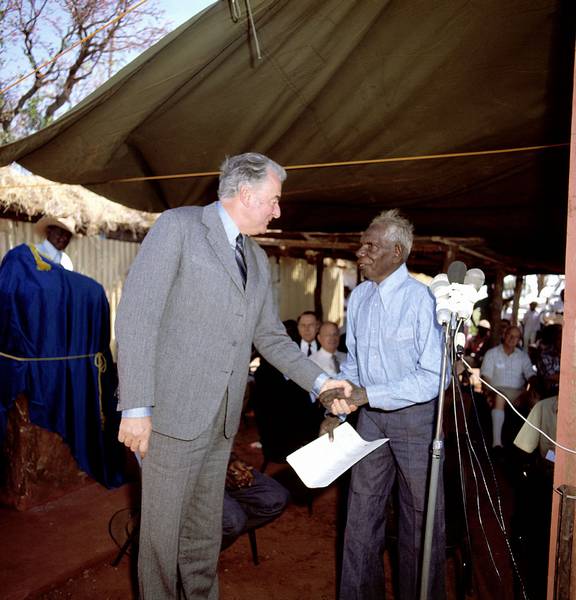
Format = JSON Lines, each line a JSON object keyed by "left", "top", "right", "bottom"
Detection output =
{"left": 115, "top": 152, "right": 349, "bottom": 599}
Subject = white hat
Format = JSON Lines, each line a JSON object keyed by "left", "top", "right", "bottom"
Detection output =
{"left": 34, "top": 215, "right": 76, "bottom": 237}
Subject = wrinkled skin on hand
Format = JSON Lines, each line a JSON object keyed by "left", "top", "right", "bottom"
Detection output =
{"left": 318, "top": 382, "right": 369, "bottom": 412}
{"left": 319, "top": 415, "right": 342, "bottom": 442}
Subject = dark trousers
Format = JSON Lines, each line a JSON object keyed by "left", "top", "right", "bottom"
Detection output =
{"left": 340, "top": 401, "right": 445, "bottom": 600}
{"left": 222, "top": 470, "right": 289, "bottom": 543}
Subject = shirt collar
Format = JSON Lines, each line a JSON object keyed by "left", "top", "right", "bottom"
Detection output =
{"left": 216, "top": 201, "right": 241, "bottom": 247}
{"left": 375, "top": 263, "right": 409, "bottom": 303}
{"left": 38, "top": 239, "right": 61, "bottom": 261}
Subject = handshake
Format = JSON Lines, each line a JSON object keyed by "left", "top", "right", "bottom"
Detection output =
{"left": 318, "top": 381, "right": 368, "bottom": 440}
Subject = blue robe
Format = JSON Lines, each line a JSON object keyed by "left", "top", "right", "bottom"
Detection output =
{"left": 0, "top": 244, "right": 125, "bottom": 487}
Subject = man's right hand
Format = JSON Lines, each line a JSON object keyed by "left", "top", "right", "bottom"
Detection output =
{"left": 118, "top": 416, "right": 152, "bottom": 459}
{"left": 319, "top": 382, "right": 368, "bottom": 414}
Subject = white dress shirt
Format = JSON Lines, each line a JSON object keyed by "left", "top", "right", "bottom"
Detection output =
{"left": 481, "top": 344, "right": 535, "bottom": 390}
{"left": 310, "top": 347, "right": 347, "bottom": 377}
{"left": 300, "top": 339, "right": 318, "bottom": 356}
{"left": 35, "top": 239, "right": 73, "bottom": 271}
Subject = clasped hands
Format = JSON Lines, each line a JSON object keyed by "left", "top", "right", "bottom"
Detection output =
{"left": 318, "top": 380, "right": 369, "bottom": 440}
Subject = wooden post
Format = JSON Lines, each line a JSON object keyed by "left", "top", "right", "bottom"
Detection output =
{"left": 553, "top": 485, "right": 576, "bottom": 599}
{"left": 511, "top": 275, "right": 523, "bottom": 326}
{"left": 547, "top": 46, "right": 576, "bottom": 599}
{"left": 442, "top": 245, "right": 457, "bottom": 272}
{"left": 489, "top": 269, "right": 505, "bottom": 346}
{"left": 314, "top": 253, "right": 324, "bottom": 321}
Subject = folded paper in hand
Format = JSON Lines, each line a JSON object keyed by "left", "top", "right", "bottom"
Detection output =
{"left": 286, "top": 422, "right": 389, "bottom": 488}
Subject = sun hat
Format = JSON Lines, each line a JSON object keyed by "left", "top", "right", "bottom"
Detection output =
{"left": 34, "top": 215, "right": 76, "bottom": 237}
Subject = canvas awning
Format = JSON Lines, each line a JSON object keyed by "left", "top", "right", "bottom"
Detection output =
{"left": 0, "top": 0, "right": 573, "bottom": 273}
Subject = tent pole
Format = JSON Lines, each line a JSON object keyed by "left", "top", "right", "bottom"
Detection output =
{"left": 547, "top": 44, "right": 576, "bottom": 600}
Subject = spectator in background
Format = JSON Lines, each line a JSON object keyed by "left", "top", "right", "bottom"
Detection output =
{"left": 535, "top": 324, "right": 562, "bottom": 398}
{"left": 464, "top": 318, "right": 492, "bottom": 368}
{"left": 522, "top": 301, "right": 541, "bottom": 349}
{"left": 481, "top": 325, "right": 537, "bottom": 451}
{"left": 310, "top": 321, "right": 347, "bottom": 376}
{"left": 34, "top": 215, "right": 76, "bottom": 271}
{"left": 296, "top": 311, "right": 320, "bottom": 356}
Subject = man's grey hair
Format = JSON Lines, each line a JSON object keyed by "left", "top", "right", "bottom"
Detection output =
{"left": 218, "top": 152, "right": 287, "bottom": 200}
{"left": 369, "top": 209, "right": 414, "bottom": 262}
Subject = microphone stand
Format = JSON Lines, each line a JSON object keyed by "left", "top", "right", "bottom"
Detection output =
{"left": 419, "top": 319, "right": 453, "bottom": 599}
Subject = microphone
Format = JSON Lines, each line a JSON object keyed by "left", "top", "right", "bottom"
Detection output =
{"left": 464, "top": 268, "right": 485, "bottom": 291}
{"left": 447, "top": 261, "right": 467, "bottom": 284}
{"left": 454, "top": 331, "right": 466, "bottom": 357}
{"left": 431, "top": 262, "right": 484, "bottom": 326}
{"left": 429, "top": 273, "right": 450, "bottom": 298}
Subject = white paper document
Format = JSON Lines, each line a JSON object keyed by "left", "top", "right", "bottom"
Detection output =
{"left": 286, "top": 423, "right": 389, "bottom": 488}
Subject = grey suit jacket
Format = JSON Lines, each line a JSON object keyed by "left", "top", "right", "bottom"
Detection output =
{"left": 115, "top": 203, "right": 323, "bottom": 440}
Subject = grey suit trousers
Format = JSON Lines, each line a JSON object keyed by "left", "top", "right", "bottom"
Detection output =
{"left": 138, "top": 395, "right": 233, "bottom": 599}
{"left": 339, "top": 400, "right": 445, "bottom": 600}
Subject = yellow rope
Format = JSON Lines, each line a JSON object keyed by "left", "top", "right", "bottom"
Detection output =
{"left": 0, "top": 0, "right": 150, "bottom": 96}
{"left": 0, "top": 142, "right": 568, "bottom": 189}
{"left": 26, "top": 244, "right": 52, "bottom": 271}
{"left": 0, "top": 350, "right": 108, "bottom": 429}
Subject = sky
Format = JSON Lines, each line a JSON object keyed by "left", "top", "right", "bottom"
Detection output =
{"left": 3, "top": 0, "right": 218, "bottom": 115}
{"left": 162, "top": 0, "right": 216, "bottom": 28}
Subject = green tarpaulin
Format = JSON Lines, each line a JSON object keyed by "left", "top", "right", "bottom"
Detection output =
{"left": 0, "top": 0, "right": 574, "bottom": 272}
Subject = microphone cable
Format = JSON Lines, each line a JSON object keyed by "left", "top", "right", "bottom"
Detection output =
{"left": 462, "top": 357, "right": 576, "bottom": 456}
{"left": 448, "top": 319, "right": 531, "bottom": 599}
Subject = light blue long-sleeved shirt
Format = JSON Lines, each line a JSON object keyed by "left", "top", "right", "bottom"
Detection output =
{"left": 339, "top": 263, "right": 444, "bottom": 411}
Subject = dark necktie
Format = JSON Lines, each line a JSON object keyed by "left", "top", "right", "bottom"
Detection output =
{"left": 307, "top": 343, "right": 312, "bottom": 356}
{"left": 332, "top": 354, "right": 340, "bottom": 373}
{"left": 235, "top": 233, "right": 247, "bottom": 288}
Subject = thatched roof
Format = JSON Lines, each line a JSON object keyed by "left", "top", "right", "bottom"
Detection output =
{"left": 0, "top": 166, "right": 158, "bottom": 239}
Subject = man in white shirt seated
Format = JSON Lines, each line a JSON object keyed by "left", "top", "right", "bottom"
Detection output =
{"left": 310, "top": 321, "right": 347, "bottom": 376}
{"left": 481, "top": 325, "right": 537, "bottom": 450}
{"left": 34, "top": 215, "right": 76, "bottom": 271}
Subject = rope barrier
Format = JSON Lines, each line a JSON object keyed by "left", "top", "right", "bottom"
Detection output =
{"left": 0, "top": 350, "right": 109, "bottom": 429}
{"left": 0, "top": 142, "right": 568, "bottom": 190}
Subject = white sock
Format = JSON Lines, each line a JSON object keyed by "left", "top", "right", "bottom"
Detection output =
{"left": 491, "top": 409, "right": 505, "bottom": 447}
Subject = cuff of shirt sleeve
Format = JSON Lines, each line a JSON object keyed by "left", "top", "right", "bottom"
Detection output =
{"left": 311, "top": 372, "right": 330, "bottom": 397}
{"left": 122, "top": 406, "right": 153, "bottom": 418}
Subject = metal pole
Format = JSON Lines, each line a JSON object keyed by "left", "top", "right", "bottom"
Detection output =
{"left": 419, "top": 322, "right": 451, "bottom": 599}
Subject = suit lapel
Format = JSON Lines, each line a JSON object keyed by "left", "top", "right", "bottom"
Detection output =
{"left": 202, "top": 203, "right": 245, "bottom": 294}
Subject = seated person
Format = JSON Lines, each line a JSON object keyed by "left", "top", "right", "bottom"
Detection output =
{"left": 221, "top": 453, "right": 290, "bottom": 549}
{"left": 514, "top": 396, "right": 558, "bottom": 463}
{"left": 481, "top": 325, "right": 537, "bottom": 450}
{"left": 464, "top": 318, "right": 492, "bottom": 368}
{"left": 535, "top": 324, "right": 562, "bottom": 398}
{"left": 310, "top": 321, "right": 347, "bottom": 376}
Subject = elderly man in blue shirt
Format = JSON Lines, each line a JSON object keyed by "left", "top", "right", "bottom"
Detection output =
{"left": 320, "top": 209, "right": 446, "bottom": 600}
